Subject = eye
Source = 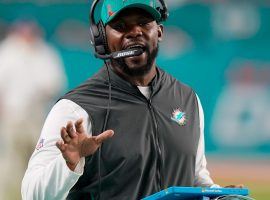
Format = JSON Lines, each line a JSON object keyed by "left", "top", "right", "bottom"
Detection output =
{"left": 138, "top": 19, "right": 153, "bottom": 27}
{"left": 112, "top": 22, "right": 126, "bottom": 32}
{"left": 139, "top": 22, "right": 149, "bottom": 26}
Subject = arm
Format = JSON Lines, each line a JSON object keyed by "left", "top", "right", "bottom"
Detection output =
{"left": 21, "top": 99, "right": 90, "bottom": 200}
{"left": 194, "top": 95, "right": 220, "bottom": 187}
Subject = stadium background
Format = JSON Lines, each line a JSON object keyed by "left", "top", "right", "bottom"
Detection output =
{"left": 0, "top": 0, "right": 269, "bottom": 199}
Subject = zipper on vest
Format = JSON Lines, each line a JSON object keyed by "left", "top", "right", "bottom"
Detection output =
{"left": 147, "top": 98, "right": 163, "bottom": 191}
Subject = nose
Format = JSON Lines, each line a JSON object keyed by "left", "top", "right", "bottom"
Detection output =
{"left": 125, "top": 25, "right": 143, "bottom": 39}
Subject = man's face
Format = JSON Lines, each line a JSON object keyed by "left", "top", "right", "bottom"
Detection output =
{"left": 106, "top": 8, "right": 163, "bottom": 76}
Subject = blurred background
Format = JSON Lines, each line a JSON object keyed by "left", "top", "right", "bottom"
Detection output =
{"left": 0, "top": 0, "right": 269, "bottom": 199}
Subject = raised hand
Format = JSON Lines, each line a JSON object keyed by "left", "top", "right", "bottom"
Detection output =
{"left": 56, "top": 118, "right": 114, "bottom": 171}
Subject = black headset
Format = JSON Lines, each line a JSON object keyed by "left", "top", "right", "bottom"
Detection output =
{"left": 89, "top": 0, "right": 169, "bottom": 60}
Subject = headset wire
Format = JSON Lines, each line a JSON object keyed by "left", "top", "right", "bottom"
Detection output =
{"left": 97, "top": 60, "right": 112, "bottom": 200}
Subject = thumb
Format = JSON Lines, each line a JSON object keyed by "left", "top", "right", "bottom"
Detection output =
{"left": 95, "top": 130, "right": 114, "bottom": 144}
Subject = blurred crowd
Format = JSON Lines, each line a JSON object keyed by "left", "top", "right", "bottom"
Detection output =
{"left": 0, "top": 20, "right": 66, "bottom": 199}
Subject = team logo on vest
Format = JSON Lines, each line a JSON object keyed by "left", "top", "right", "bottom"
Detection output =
{"left": 171, "top": 108, "right": 187, "bottom": 126}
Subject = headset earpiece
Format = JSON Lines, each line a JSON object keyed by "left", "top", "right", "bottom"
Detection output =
{"left": 97, "top": 21, "right": 109, "bottom": 54}
{"left": 89, "top": 24, "right": 98, "bottom": 45}
{"left": 90, "top": 21, "right": 108, "bottom": 56}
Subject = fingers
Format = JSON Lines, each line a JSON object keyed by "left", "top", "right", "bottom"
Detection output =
{"left": 234, "top": 184, "right": 244, "bottom": 188}
{"left": 56, "top": 140, "right": 66, "bottom": 152}
{"left": 61, "top": 127, "right": 71, "bottom": 143}
{"left": 60, "top": 121, "right": 78, "bottom": 143}
{"left": 238, "top": 184, "right": 244, "bottom": 188}
{"left": 75, "top": 118, "right": 85, "bottom": 134}
{"left": 224, "top": 184, "right": 244, "bottom": 188}
{"left": 66, "top": 121, "right": 76, "bottom": 138}
{"left": 95, "top": 130, "right": 114, "bottom": 144}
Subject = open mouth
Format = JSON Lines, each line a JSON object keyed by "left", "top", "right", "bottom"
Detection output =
{"left": 125, "top": 44, "right": 146, "bottom": 52}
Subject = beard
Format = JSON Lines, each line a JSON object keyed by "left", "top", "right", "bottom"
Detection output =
{"left": 111, "top": 44, "right": 159, "bottom": 77}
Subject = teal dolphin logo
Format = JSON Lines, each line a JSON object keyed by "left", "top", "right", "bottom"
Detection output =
{"left": 171, "top": 108, "right": 187, "bottom": 126}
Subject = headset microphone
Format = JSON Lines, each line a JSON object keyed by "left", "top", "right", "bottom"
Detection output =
{"left": 95, "top": 47, "right": 144, "bottom": 60}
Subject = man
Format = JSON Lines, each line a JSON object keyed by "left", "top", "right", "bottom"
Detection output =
{"left": 22, "top": 0, "right": 221, "bottom": 199}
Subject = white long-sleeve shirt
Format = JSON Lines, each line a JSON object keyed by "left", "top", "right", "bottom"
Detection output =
{"left": 22, "top": 88, "right": 218, "bottom": 200}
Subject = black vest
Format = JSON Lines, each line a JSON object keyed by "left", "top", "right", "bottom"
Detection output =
{"left": 63, "top": 66, "right": 200, "bottom": 200}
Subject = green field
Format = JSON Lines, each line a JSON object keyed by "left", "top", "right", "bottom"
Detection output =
{"left": 208, "top": 158, "right": 270, "bottom": 200}
{"left": 215, "top": 179, "right": 269, "bottom": 200}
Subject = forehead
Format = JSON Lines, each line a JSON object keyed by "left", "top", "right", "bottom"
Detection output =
{"left": 108, "top": 8, "right": 154, "bottom": 24}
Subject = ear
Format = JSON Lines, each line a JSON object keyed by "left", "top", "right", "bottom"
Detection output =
{"left": 157, "top": 24, "right": 164, "bottom": 42}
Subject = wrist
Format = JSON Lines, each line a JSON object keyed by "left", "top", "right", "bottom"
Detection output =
{"left": 66, "top": 160, "right": 79, "bottom": 171}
